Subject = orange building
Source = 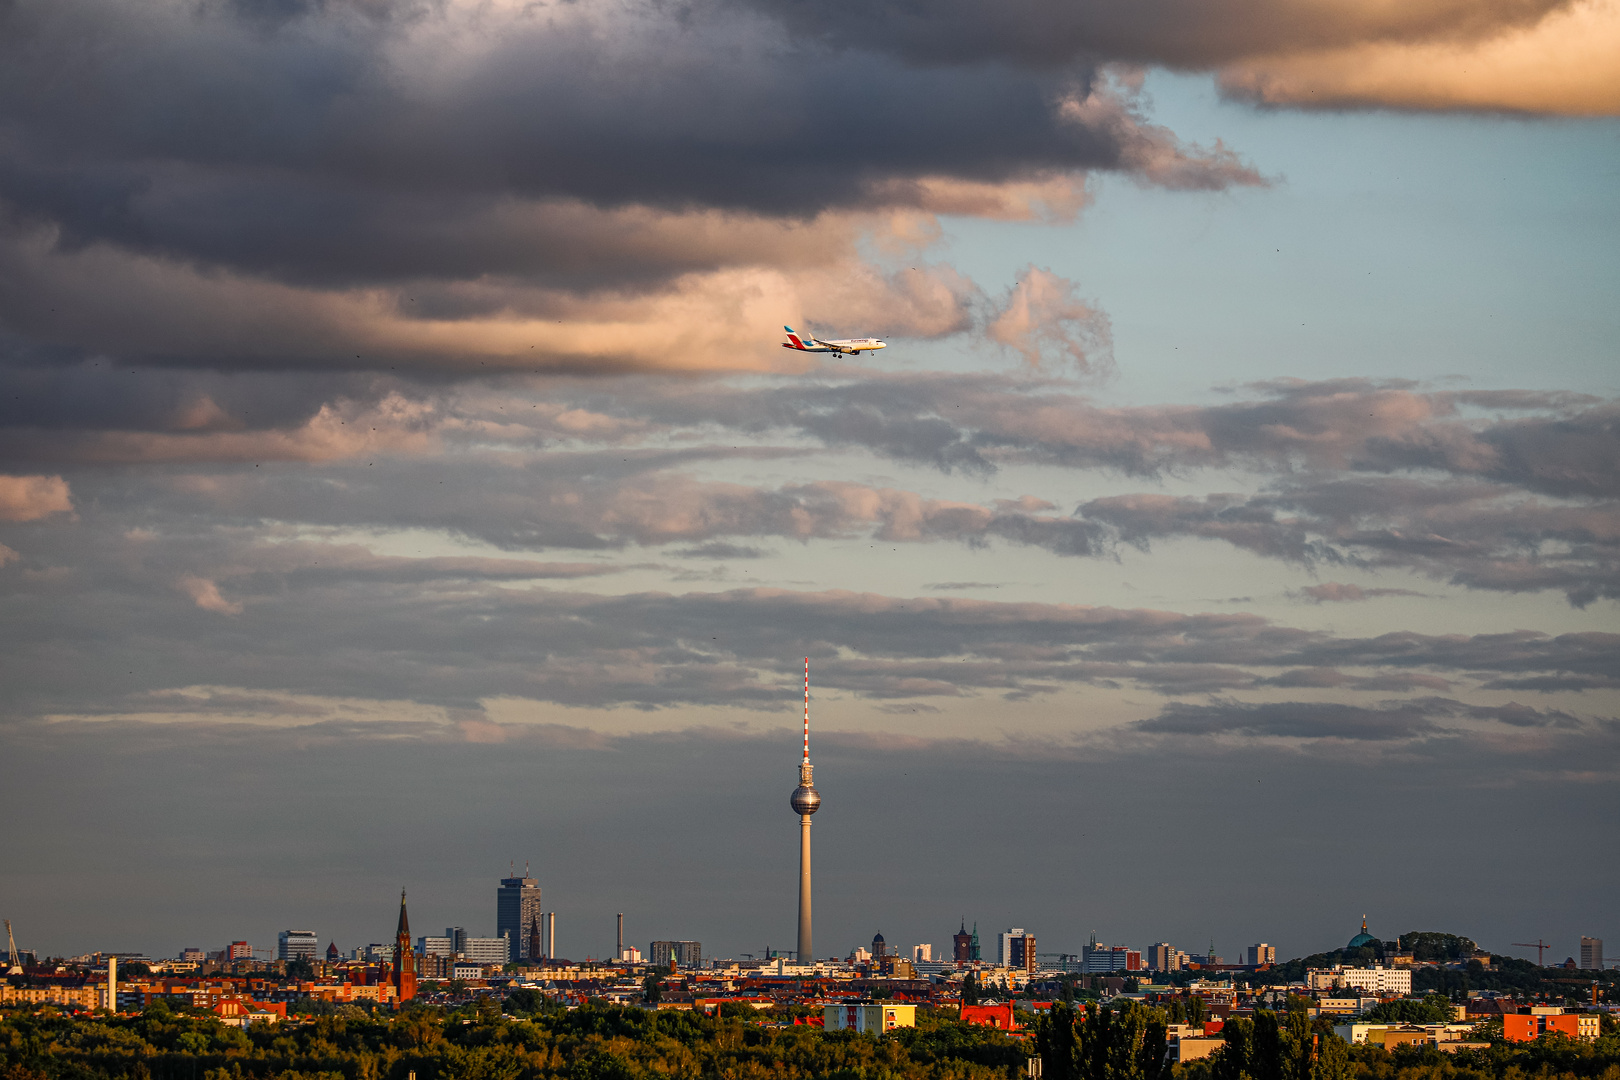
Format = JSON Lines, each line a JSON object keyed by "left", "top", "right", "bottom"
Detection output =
{"left": 1503, "top": 1014, "right": 1599, "bottom": 1042}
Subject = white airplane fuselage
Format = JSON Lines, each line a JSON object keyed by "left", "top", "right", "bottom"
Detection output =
{"left": 782, "top": 327, "right": 887, "bottom": 355}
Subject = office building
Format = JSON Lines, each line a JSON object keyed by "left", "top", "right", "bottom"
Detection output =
{"left": 1306, "top": 965, "right": 1412, "bottom": 994}
{"left": 497, "top": 871, "right": 543, "bottom": 961}
{"left": 446, "top": 927, "right": 468, "bottom": 954}
{"left": 913, "top": 944, "right": 932, "bottom": 963}
{"left": 998, "top": 929, "right": 1037, "bottom": 972}
{"left": 278, "top": 931, "right": 319, "bottom": 962}
{"left": 649, "top": 940, "right": 702, "bottom": 968}
{"left": 419, "top": 936, "right": 454, "bottom": 957}
{"left": 1580, "top": 937, "right": 1603, "bottom": 970}
{"left": 1248, "top": 943, "right": 1276, "bottom": 966}
{"left": 789, "top": 658, "right": 821, "bottom": 964}
{"left": 228, "top": 941, "right": 253, "bottom": 961}
{"left": 462, "top": 937, "right": 510, "bottom": 965}
{"left": 1082, "top": 942, "right": 1142, "bottom": 972}
{"left": 1148, "top": 943, "right": 1187, "bottom": 971}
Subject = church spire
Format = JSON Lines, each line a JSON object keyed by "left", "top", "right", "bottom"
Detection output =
{"left": 397, "top": 889, "right": 410, "bottom": 937}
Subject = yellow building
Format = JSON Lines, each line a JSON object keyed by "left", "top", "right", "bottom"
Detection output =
{"left": 824, "top": 1002, "right": 917, "bottom": 1033}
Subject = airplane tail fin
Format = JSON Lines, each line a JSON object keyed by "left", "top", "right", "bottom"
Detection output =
{"left": 783, "top": 325, "right": 809, "bottom": 350}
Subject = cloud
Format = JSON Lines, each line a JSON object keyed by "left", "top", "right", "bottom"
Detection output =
{"left": 1135, "top": 696, "right": 1585, "bottom": 741}
{"left": 1219, "top": 0, "right": 1620, "bottom": 115}
{"left": 986, "top": 267, "right": 1113, "bottom": 373}
{"left": 728, "top": 0, "right": 1614, "bottom": 116}
{"left": 0, "top": 474, "right": 73, "bottom": 521}
{"left": 176, "top": 574, "right": 244, "bottom": 615}
{"left": 1299, "top": 583, "right": 1426, "bottom": 602}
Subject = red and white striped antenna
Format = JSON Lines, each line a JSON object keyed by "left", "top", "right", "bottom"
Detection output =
{"left": 803, "top": 657, "right": 811, "bottom": 763}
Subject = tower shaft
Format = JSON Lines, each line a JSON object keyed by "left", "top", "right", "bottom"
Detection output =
{"left": 798, "top": 813, "right": 812, "bottom": 962}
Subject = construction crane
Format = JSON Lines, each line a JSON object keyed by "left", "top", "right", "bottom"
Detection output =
{"left": 1512, "top": 940, "right": 1550, "bottom": 965}
{"left": 5, "top": 919, "right": 21, "bottom": 975}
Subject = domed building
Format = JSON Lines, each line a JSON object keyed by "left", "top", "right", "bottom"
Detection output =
{"left": 1347, "top": 917, "right": 1377, "bottom": 950}
{"left": 872, "top": 932, "right": 887, "bottom": 958}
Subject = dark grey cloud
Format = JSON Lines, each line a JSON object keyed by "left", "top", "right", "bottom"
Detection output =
{"left": 1132, "top": 696, "right": 1586, "bottom": 741}
{"left": 0, "top": 0, "right": 1259, "bottom": 286}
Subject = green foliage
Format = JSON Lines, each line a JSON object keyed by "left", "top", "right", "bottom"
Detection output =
{"left": 1036, "top": 1001, "right": 1166, "bottom": 1080}
{"left": 0, "top": 1002, "right": 1034, "bottom": 1080}
{"left": 1360, "top": 997, "right": 1454, "bottom": 1025}
{"left": 1395, "top": 935, "right": 1476, "bottom": 964}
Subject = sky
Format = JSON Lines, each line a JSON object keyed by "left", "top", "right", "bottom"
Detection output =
{"left": 0, "top": 0, "right": 1617, "bottom": 969}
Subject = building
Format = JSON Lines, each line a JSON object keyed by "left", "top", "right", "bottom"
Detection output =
{"left": 1504, "top": 1012, "right": 1600, "bottom": 1042}
{"left": 462, "top": 937, "right": 510, "bottom": 965}
{"left": 1306, "top": 966, "right": 1412, "bottom": 994}
{"left": 790, "top": 658, "right": 821, "bottom": 964}
{"left": 497, "top": 871, "right": 543, "bottom": 961}
{"left": 873, "top": 933, "right": 889, "bottom": 958}
{"left": 1247, "top": 944, "right": 1276, "bottom": 966}
{"left": 824, "top": 1002, "right": 917, "bottom": 1033}
{"left": 953, "top": 922, "right": 974, "bottom": 964}
{"left": 998, "top": 929, "right": 1037, "bottom": 971}
{"left": 228, "top": 941, "right": 253, "bottom": 961}
{"left": 446, "top": 927, "right": 468, "bottom": 954}
{"left": 278, "top": 931, "right": 319, "bottom": 962}
{"left": 419, "top": 936, "right": 454, "bottom": 956}
{"left": 1173, "top": 1038, "right": 1225, "bottom": 1063}
{"left": 649, "top": 940, "right": 702, "bottom": 968}
{"left": 1082, "top": 942, "right": 1142, "bottom": 972}
{"left": 961, "top": 1004, "right": 1020, "bottom": 1031}
{"left": 1580, "top": 937, "right": 1603, "bottom": 970}
{"left": 1148, "top": 943, "right": 1188, "bottom": 971}
{"left": 914, "top": 944, "right": 932, "bottom": 963}
{"left": 392, "top": 890, "right": 416, "bottom": 1002}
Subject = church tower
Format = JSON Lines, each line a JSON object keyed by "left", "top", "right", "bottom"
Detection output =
{"left": 392, "top": 890, "right": 416, "bottom": 1003}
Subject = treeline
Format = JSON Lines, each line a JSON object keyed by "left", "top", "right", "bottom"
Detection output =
{"left": 1034, "top": 1001, "right": 1620, "bottom": 1080}
{"left": 4, "top": 999, "right": 1620, "bottom": 1080}
{"left": 0, "top": 1001, "right": 1025, "bottom": 1080}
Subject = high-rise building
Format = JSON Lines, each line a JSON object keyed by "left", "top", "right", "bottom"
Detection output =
{"left": 914, "top": 944, "right": 932, "bottom": 963}
{"left": 1082, "top": 939, "right": 1141, "bottom": 972}
{"left": 497, "top": 871, "right": 543, "bottom": 961}
{"left": 1147, "top": 943, "right": 1187, "bottom": 971}
{"left": 1580, "top": 937, "right": 1604, "bottom": 970}
{"left": 278, "top": 931, "right": 318, "bottom": 962}
{"left": 228, "top": 941, "right": 253, "bottom": 961}
{"left": 419, "top": 936, "right": 455, "bottom": 957}
{"left": 1247, "top": 943, "right": 1276, "bottom": 966}
{"left": 392, "top": 891, "right": 416, "bottom": 1002}
{"left": 789, "top": 658, "right": 821, "bottom": 963}
{"left": 649, "top": 940, "right": 701, "bottom": 968}
{"left": 953, "top": 922, "right": 973, "bottom": 964}
{"left": 998, "top": 929, "right": 1036, "bottom": 971}
{"left": 446, "top": 927, "right": 468, "bottom": 954}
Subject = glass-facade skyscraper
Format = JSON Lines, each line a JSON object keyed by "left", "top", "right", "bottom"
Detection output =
{"left": 497, "top": 873, "right": 542, "bottom": 960}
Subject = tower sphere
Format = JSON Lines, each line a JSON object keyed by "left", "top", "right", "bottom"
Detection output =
{"left": 790, "top": 785, "right": 821, "bottom": 815}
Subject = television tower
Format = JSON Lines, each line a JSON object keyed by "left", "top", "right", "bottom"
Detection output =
{"left": 789, "top": 657, "right": 821, "bottom": 965}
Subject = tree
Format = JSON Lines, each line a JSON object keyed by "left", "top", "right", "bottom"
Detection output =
{"left": 1037, "top": 1001, "right": 1167, "bottom": 1080}
{"left": 962, "top": 973, "right": 982, "bottom": 1007}
{"left": 642, "top": 972, "right": 662, "bottom": 1004}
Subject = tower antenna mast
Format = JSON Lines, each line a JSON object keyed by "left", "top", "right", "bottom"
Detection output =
{"left": 789, "top": 658, "right": 821, "bottom": 966}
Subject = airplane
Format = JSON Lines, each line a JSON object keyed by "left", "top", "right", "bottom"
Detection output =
{"left": 781, "top": 326, "right": 886, "bottom": 355}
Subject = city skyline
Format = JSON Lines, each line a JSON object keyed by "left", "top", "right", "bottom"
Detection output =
{"left": 0, "top": 0, "right": 1615, "bottom": 972}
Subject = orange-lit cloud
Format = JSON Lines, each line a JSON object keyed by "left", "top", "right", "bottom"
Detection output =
{"left": 0, "top": 474, "right": 74, "bottom": 521}
{"left": 1219, "top": 0, "right": 1620, "bottom": 115}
